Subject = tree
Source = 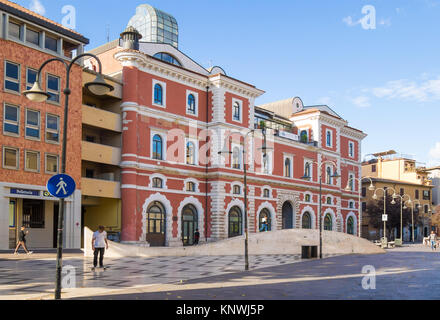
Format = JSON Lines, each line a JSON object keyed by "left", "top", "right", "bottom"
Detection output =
{"left": 366, "top": 194, "right": 418, "bottom": 240}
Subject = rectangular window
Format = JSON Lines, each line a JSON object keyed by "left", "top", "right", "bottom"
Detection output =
{"left": 26, "top": 28, "right": 40, "bottom": 46}
{"left": 25, "top": 109, "right": 40, "bottom": 139}
{"left": 26, "top": 68, "right": 38, "bottom": 91}
{"left": 8, "top": 21, "right": 21, "bottom": 40}
{"left": 45, "top": 154, "right": 59, "bottom": 174}
{"left": 423, "top": 190, "right": 430, "bottom": 200}
{"left": 45, "top": 35, "right": 58, "bottom": 52}
{"left": 47, "top": 74, "right": 60, "bottom": 103}
{"left": 25, "top": 150, "right": 39, "bottom": 172}
{"left": 3, "top": 147, "right": 19, "bottom": 169}
{"left": 349, "top": 142, "right": 354, "bottom": 157}
{"left": 415, "top": 189, "right": 419, "bottom": 199}
{"left": 362, "top": 187, "right": 366, "bottom": 197}
{"left": 3, "top": 104, "right": 19, "bottom": 135}
{"left": 5, "top": 61, "right": 20, "bottom": 92}
{"left": 46, "top": 114, "right": 60, "bottom": 143}
{"left": 372, "top": 164, "right": 376, "bottom": 172}
{"left": 22, "top": 200, "right": 44, "bottom": 229}
{"left": 362, "top": 202, "right": 367, "bottom": 211}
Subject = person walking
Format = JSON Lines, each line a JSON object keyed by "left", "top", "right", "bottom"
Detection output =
{"left": 260, "top": 216, "right": 268, "bottom": 232}
{"left": 194, "top": 229, "right": 200, "bottom": 245}
{"left": 430, "top": 231, "right": 437, "bottom": 251}
{"left": 14, "top": 226, "right": 33, "bottom": 255}
{"left": 91, "top": 225, "right": 108, "bottom": 271}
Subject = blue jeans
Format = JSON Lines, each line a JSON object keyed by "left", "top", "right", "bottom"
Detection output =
{"left": 260, "top": 224, "right": 268, "bottom": 232}
{"left": 431, "top": 241, "right": 436, "bottom": 250}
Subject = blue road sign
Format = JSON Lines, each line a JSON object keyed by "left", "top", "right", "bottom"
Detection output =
{"left": 47, "top": 174, "right": 76, "bottom": 199}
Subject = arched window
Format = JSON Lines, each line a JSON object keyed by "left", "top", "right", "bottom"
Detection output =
{"left": 285, "top": 158, "right": 291, "bottom": 177}
{"left": 326, "top": 167, "right": 331, "bottom": 184}
{"left": 324, "top": 214, "right": 333, "bottom": 231}
{"left": 187, "top": 94, "right": 196, "bottom": 114}
{"left": 147, "top": 202, "right": 165, "bottom": 235}
{"left": 263, "top": 188, "right": 270, "bottom": 198}
{"left": 182, "top": 204, "right": 198, "bottom": 246}
{"left": 259, "top": 209, "right": 272, "bottom": 232}
{"left": 152, "top": 177, "right": 163, "bottom": 188}
{"left": 233, "top": 102, "right": 241, "bottom": 121}
{"left": 327, "top": 197, "right": 332, "bottom": 205}
{"left": 152, "top": 134, "right": 163, "bottom": 160}
{"left": 304, "top": 162, "right": 311, "bottom": 179}
{"left": 154, "top": 84, "right": 163, "bottom": 105}
{"left": 302, "top": 212, "right": 312, "bottom": 229}
{"left": 347, "top": 216, "right": 354, "bottom": 235}
{"left": 232, "top": 147, "right": 241, "bottom": 169}
{"left": 186, "top": 142, "right": 195, "bottom": 165}
{"left": 153, "top": 52, "right": 182, "bottom": 66}
{"left": 349, "top": 201, "right": 354, "bottom": 209}
{"left": 186, "top": 181, "right": 195, "bottom": 192}
{"left": 228, "top": 206, "right": 243, "bottom": 238}
{"left": 300, "top": 130, "right": 308, "bottom": 143}
{"left": 233, "top": 185, "right": 241, "bottom": 195}
{"left": 305, "top": 194, "right": 311, "bottom": 202}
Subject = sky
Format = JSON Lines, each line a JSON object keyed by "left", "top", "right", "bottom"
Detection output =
{"left": 15, "top": 0, "right": 440, "bottom": 167}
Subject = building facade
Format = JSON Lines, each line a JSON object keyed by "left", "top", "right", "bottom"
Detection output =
{"left": 0, "top": 0, "right": 88, "bottom": 249}
{"left": 361, "top": 152, "right": 434, "bottom": 241}
{"left": 84, "top": 4, "right": 367, "bottom": 247}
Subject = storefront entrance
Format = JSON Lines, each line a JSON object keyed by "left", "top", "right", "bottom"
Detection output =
{"left": 182, "top": 205, "right": 198, "bottom": 246}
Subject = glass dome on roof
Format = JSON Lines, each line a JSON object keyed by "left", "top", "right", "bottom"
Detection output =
{"left": 127, "top": 4, "right": 179, "bottom": 48}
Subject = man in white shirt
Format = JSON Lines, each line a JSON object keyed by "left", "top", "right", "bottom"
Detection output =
{"left": 430, "top": 231, "right": 437, "bottom": 251}
{"left": 92, "top": 225, "right": 108, "bottom": 271}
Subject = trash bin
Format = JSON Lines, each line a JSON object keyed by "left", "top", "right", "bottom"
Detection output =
{"left": 302, "top": 245, "right": 318, "bottom": 259}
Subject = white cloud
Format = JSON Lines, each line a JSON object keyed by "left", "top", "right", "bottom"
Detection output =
{"left": 29, "top": 0, "right": 46, "bottom": 16}
{"left": 342, "top": 16, "right": 361, "bottom": 27}
{"left": 351, "top": 96, "right": 371, "bottom": 108}
{"left": 378, "top": 18, "right": 391, "bottom": 27}
{"left": 370, "top": 77, "right": 440, "bottom": 102}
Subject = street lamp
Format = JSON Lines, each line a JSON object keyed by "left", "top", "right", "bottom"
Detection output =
{"left": 24, "top": 54, "right": 114, "bottom": 300}
{"left": 372, "top": 187, "right": 397, "bottom": 243}
{"left": 218, "top": 128, "right": 270, "bottom": 271}
{"left": 391, "top": 193, "right": 411, "bottom": 245}
{"left": 344, "top": 177, "right": 374, "bottom": 237}
{"left": 301, "top": 159, "right": 340, "bottom": 259}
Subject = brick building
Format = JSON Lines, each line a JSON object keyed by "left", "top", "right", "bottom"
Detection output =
{"left": 0, "top": 0, "right": 88, "bottom": 249}
{"left": 86, "top": 4, "right": 367, "bottom": 247}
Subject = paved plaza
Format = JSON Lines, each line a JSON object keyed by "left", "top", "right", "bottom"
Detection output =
{"left": 1, "top": 244, "right": 440, "bottom": 300}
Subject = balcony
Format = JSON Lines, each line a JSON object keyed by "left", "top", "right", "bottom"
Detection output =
{"left": 82, "top": 178, "right": 121, "bottom": 199}
{"left": 82, "top": 105, "right": 122, "bottom": 132}
{"left": 82, "top": 141, "right": 121, "bottom": 166}
{"left": 274, "top": 129, "right": 318, "bottom": 147}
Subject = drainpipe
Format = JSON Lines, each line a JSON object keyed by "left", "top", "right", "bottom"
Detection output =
{"left": 205, "top": 85, "right": 210, "bottom": 243}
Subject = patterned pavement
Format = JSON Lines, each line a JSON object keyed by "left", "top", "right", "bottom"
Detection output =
{"left": 0, "top": 252, "right": 340, "bottom": 299}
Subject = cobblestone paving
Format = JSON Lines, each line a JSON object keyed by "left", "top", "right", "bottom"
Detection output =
{"left": 0, "top": 252, "right": 340, "bottom": 299}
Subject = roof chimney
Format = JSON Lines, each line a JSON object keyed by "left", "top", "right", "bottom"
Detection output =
{"left": 120, "top": 26, "right": 142, "bottom": 50}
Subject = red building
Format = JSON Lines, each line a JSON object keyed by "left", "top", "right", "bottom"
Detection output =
{"left": 88, "top": 5, "right": 367, "bottom": 247}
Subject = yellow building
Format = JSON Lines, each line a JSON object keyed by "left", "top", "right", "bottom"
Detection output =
{"left": 81, "top": 69, "right": 122, "bottom": 245}
{"left": 361, "top": 151, "right": 433, "bottom": 241}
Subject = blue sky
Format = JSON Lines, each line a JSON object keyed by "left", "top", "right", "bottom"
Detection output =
{"left": 16, "top": 0, "right": 440, "bottom": 166}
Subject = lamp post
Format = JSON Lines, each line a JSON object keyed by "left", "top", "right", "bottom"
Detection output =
{"left": 23, "top": 54, "right": 114, "bottom": 300}
{"left": 372, "top": 187, "right": 397, "bottom": 242}
{"left": 301, "top": 159, "right": 340, "bottom": 259}
{"left": 218, "top": 128, "right": 270, "bottom": 271}
{"left": 390, "top": 193, "right": 411, "bottom": 244}
{"left": 344, "top": 177, "right": 374, "bottom": 237}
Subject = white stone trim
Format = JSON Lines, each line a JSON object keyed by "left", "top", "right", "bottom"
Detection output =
{"left": 225, "top": 198, "right": 245, "bottom": 238}
{"left": 345, "top": 211, "right": 358, "bottom": 236}
{"left": 322, "top": 208, "right": 336, "bottom": 231}
{"left": 148, "top": 173, "right": 168, "bottom": 190}
{"left": 152, "top": 79, "right": 167, "bottom": 108}
{"left": 185, "top": 89, "right": 199, "bottom": 117}
{"left": 300, "top": 205, "right": 316, "bottom": 229}
{"left": 261, "top": 185, "right": 273, "bottom": 198}
{"left": 256, "top": 201, "right": 277, "bottom": 231}
{"left": 231, "top": 181, "right": 244, "bottom": 196}
{"left": 140, "top": 193, "right": 174, "bottom": 246}
{"left": 177, "top": 196, "right": 205, "bottom": 241}
{"left": 150, "top": 129, "right": 167, "bottom": 161}
{"left": 182, "top": 178, "right": 200, "bottom": 193}
{"left": 231, "top": 98, "right": 243, "bottom": 123}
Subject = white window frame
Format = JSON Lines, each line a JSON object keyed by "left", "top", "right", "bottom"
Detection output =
{"left": 46, "top": 73, "right": 60, "bottom": 105}
{"left": 45, "top": 113, "right": 60, "bottom": 144}
{"left": 24, "top": 150, "right": 40, "bottom": 173}
{"left": 185, "top": 138, "right": 198, "bottom": 166}
{"left": 231, "top": 182, "right": 244, "bottom": 196}
{"left": 261, "top": 151, "right": 273, "bottom": 175}
{"left": 2, "top": 146, "right": 19, "bottom": 170}
{"left": 262, "top": 185, "right": 273, "bottom": 198}
{"left": 348, "top": 141, "right": 355, "bottom": 158}
{"left": 186, "top": 90, "right": 198, "bottom": 116}
{"left": 326, "top": 129, "right": 333, "bottom": 147}
{"left": 304, "top": 158, "right": 313, "bottom": 180}
{"left": 3, "top": 103, "right": 20, "bottom": 137}
{"left": 231, "top": 143, "right": 243, "bottom": 170}
{"left": 283, "top": 154, "right": 293, "bottom": 178}
{"left": 150, "top": 130, "right": 167, "bottom": 161}
{"left": 45, "top": 153, "right": 59, "bottom": 174}
{"left": 325, "top": 165, "right": 332, "bottom": 185}
{"left": 4, "top": 60, "right": 21, "bottom": 94}
{"left": 183, "top": 178, "right": 199, "bottom": 193}
{"left": 26, "top": 67, "right": 38, "bottom": 91}
{"left": 152, "top": 79, "right": 167, "bottom": 108}
{"left": 25, "top": 108, "right": 40, "bottom": 141}
{"left": 349, "top": 172, "right": 355, "bottom": 191}
{"left": 148, "top": 173, "right": 168, "bottom": 189}
{"left": 232, "top": 98, "right": 243, "bottom": 123}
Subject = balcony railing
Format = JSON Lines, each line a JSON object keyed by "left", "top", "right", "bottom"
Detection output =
{"left": 82, "top": 105, "right": 122, "bottom": 132}
{"left": 82, "top": 177, "right": 121, "bottom": 199}
{"left": 82, "top": 141, "right": 121, "bottom": 166}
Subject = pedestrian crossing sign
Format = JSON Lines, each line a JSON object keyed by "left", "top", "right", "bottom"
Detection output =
{"left": 47, "top": 174, "right": 76, "bottom": 199}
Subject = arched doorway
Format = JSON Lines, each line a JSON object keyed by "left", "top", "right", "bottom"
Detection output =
{"left": 347, "top": 216, "right": 354, "bottom": 235}
{"left": 146, "top": 201, "right": 166, "bottom": 246}
{"left": 182, "top": 204, "right": 198, "bottom": 246}
{"left": 324, "top": 214, "right": 333, "bottom": 231}
{"left": 282, "top": 202, "right": 293, "bottom": 229}
{"left": 302, "top": 212, "right": 312, "bottom": 229}
{"left": 259, "top": 208, "right": 272, "bottom": 232}
{"left": 228, "top": 206, "right": 243, "bottom": 238}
